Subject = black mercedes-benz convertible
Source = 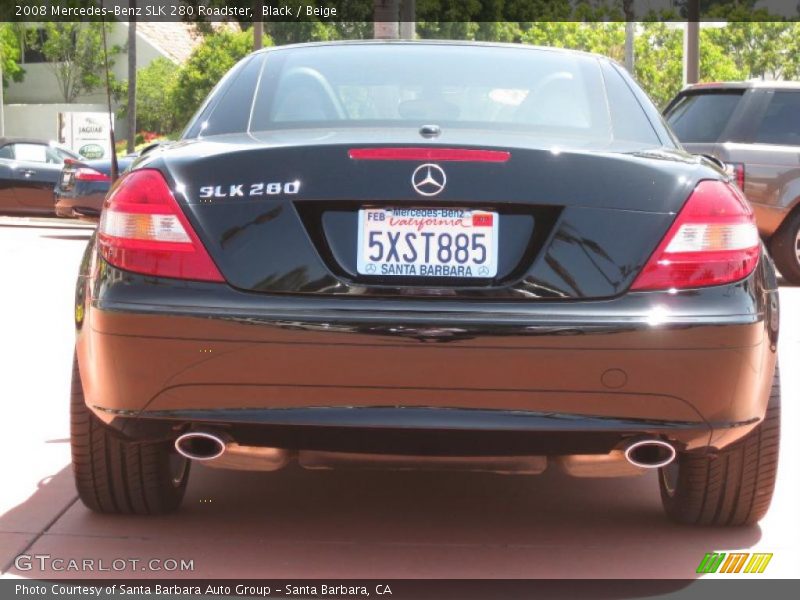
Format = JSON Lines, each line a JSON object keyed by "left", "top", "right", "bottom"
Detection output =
{"left": 71, "top": 41, "right": 779, "bottom": 526}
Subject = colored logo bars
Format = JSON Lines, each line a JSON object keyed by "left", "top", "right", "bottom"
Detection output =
{"left": 697, "top": 552, "right": 773, "bottom": 574}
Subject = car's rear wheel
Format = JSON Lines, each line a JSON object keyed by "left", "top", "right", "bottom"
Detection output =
{"left": 70, "top": 355, "right": 190, "bottom": 514}
{"left": 769, "top": 210, "right": 800, "bottom": 285}
{"left": 659, "top": 366, "right": 780, "bottom": 526}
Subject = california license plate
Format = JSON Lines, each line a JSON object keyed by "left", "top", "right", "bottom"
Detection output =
{"left": 357, "top": 208, "right": 499, "bottom": 278}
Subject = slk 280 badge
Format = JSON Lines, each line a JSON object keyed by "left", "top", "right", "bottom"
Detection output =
{"left": 198, "top": 180, "right": 300, "bottom": 198}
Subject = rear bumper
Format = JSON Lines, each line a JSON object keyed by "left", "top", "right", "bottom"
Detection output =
{"left": 76, "top": 260, "right": 779, "bottom": 454}
{"left": 54, "top": 191, "right": 103, "bottom": 219}
{"left": 100, "top": 407, "right": 714, "bottom": 456}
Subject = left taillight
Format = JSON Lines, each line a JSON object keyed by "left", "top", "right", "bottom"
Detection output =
{"left": 630, "top": 180, "right": 760, "bottom": 291}
{"left": 97, "top": 169, "right": 224, "bottom": 282}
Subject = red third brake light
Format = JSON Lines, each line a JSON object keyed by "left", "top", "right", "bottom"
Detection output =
{"left": 348, "top": 147, "right": 511, "bottom": 162}
{"left": 631, "top": 180, "right": 760, "bottom": 291}
{"left": 97, "top": 169, "right": 224, "bottom": 282}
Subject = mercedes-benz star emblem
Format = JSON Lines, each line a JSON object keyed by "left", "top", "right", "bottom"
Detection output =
{"left": 411, "top": 163, "right": 446, "bottom": 197}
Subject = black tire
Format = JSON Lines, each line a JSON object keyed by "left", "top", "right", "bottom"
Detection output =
{"left": 659, "top": 366, "right": 780, "bottom": 526}
{"left": 70, "top": 355, "right": 190, "bottom": 514}
{"left": 769, "top": 209, "right": 800, "bottom": 285}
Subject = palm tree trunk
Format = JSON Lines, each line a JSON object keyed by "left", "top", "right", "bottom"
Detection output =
{"left": 684, "top": 0, "right": 700, "bottom": 85}
{"left": 374, "top": 0, "right": 400, "bottom": 39}
{"left": 253, "top": 1, "right": 263, "bottom": 50}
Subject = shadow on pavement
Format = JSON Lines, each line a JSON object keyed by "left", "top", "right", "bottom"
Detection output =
{"left": 38, "top": 235, "right": 93, "bottom": 242}
{"left": 0, "top": 466, "right": 77, "bottom": 573}
{"left": 0, "top": 221, "right": 94, "bottom": 231}
{"left": 1, "top": 458, "right": 761, "bottom": 587}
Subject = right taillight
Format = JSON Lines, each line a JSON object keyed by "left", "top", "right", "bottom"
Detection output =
{"left": 97, "top": 169, "right": 224, "bottom": 282}
{"left": 631, "top": 180, "right": 760, "bottom": 291}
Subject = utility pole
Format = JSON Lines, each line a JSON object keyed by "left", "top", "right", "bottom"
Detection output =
{"left": 0, "top": 59, "right": 5, "bottom": 137}
{"left": 253, "top": 1, "right": 263, "bottom": 50}
{"left": 624, "top": 22, "right": 635, "bottom": 73}
{"left": 622, "top": 0, "right": 634, "bottom": 74}
{"left": 101, "top": 3, "right": 119, "bottom": 182}
{"left": 253, "top": 21, "right": 263, "bottom": 50}
{"left": 374, "top": 0, "right": 400, "bottom": 39}
{"left": 399, "top": 0, "right": 415, "bottom": 40}
{"left": 126, "top": 1, "right": 137, "bottom": 154}
{"left": 684, "top": 0, "right": 700, "bottom": 85}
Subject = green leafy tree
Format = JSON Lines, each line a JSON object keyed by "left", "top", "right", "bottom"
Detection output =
{"left": 117, "top": 58, "right": 180, "bottom": 137}
{"left": 416, "top": 0, "right": 571, "bottom": 41}
{"left": 673, "top": 0, "right": 774, "bottom": 19}
{"left": 632, "top": 23, "right": 684, "bottom": 108}
{"left": 170, "top": 29, "right": 266, "bottom": 128}
{"left": 633, "top": 22, "right": 744, "bottom": 108}
{"left": 262, "top": 0, "right": 372, "bottom": 44}
{"left": 705, "top": 20, "right": 800, "bottom": 80}
{"left": 264, "top": 22, "right": 372, "bottom": 45}
{"left": 417, "top": 0, "right": 575, "bottom": 27}
{"left": 416, "top": 21, "right": 527, "bottom": 42}
{"left": 186, "top": 1, "right": 372, "bottom": 45}
{"left": 0, "top": 23, "right": 24, "bottom": 88}
{"left": 521, "top": 22, "right": 625, "bottom": 60}
{"left": 781, "top": 29, "right": 800, "bottom": 80}
{"left": 26, "top": 23, "right": 121, "bottom": 103}
{"left": 514, "top": 21, "right": 747, "bottom": 109}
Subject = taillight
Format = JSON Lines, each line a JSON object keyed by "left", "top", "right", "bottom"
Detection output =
{"left": 97, "top": 169, "right": 224, "bottom": 282}
{"left": 630, "top": 180, "right": 759, "bottom": 291}
{"left": 724, "top": 162, "right": 745, "bottom": 190}
{"left": 75, "top": 167, "right": 110, "bottom": 182}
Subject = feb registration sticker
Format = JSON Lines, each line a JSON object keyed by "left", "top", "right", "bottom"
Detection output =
{"left": 357, "top": 208, "right": 499, "bottom": 278}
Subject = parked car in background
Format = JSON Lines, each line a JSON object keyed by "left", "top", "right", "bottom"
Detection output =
{"left": 55, "top": 156, "right": 135, "bottom": 219}
{"left": 54, "top": 143, "right": 164, "bottom": 219}
{"left": 0, "top": 137, "right": 80, "bottom": 215}
{"left": 664, "top": 81, "right": 800, "bottom": 283}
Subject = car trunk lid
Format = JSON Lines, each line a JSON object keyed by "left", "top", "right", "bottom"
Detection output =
{"left": 153, "top": 131, "right": 706, "bottom": 300}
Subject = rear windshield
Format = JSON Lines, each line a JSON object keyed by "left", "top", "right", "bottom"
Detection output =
{"left": 188, "top": 44, "right": 660, "bottom": 147}
{"left": 665, "top": 91, "right": 744, "bottom": 143}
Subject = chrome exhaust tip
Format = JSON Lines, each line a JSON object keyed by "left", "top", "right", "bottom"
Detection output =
{"left": 174, "top": 432, "right": 227, "bottom": 461}
{"left": 623, "top": 439, "right": 676, "bottom": 469}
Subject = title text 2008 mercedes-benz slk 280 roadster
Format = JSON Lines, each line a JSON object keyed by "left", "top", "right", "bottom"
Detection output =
{"left": 71, "top": 42, "right": 780, "bottom": 525}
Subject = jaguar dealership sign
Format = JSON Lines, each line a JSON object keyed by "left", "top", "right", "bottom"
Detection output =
{"left": 58, "top": 111, "right": 113, "bottom": 160}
